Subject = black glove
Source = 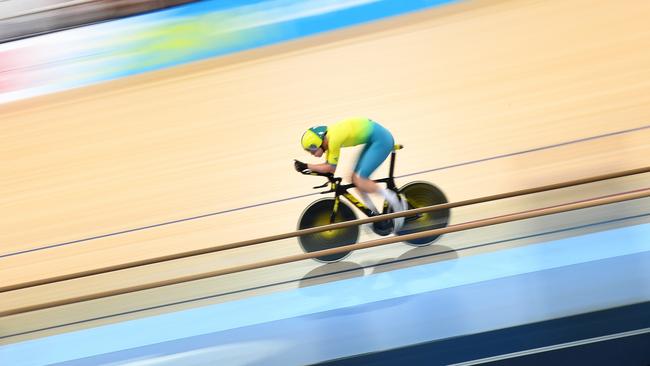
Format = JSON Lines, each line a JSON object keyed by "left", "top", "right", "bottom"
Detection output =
{"left": 294, "top": 159, "right": 311, "bottom": 174}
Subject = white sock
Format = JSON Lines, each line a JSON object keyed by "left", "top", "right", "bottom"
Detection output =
{"left": 379, "top": 188, "right": 401, "bottom": 211}
{"left": 359, "top": 191, "right": 379, "bottom": 214}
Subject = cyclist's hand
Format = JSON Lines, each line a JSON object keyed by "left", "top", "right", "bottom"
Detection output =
{"left": 294, "top": 159, "right": 311, "bottom": 174}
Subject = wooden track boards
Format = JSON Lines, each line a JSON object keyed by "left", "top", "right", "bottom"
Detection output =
{"left": 1, "top": 0, "right": 649, "bottom": 343}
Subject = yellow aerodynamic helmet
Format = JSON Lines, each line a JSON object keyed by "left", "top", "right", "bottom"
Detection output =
{"left": 301, "top": 125, "right": 327, "bottom": 152}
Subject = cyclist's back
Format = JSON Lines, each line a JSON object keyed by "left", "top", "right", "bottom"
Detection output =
{"left": 326, "top": 117, "right": 391, "bottom": 170}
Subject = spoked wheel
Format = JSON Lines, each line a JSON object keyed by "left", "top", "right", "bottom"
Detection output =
{"left": 397, "top": 181, "right": 450, "bottom": 246}
{"left": 298, "top": 198, "right": 359, "bottom": 263}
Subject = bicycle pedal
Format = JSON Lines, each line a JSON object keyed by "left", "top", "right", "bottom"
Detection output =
{"left": 372, "top": 220, "right": 393, "bottom": 236}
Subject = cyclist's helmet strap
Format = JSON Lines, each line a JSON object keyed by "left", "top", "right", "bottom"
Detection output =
{"left": 301, "top": 125, "right": 327, "bottom": 151}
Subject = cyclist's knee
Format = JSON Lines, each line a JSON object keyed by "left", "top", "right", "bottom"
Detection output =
{"left": 352, "top": 174, "right": 377, "bottom": 193}
{"left": 351, "top": 174, "right": 361, "bottom": 186}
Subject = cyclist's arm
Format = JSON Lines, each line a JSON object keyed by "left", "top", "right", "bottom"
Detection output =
{"left": 308, "top": 163, "right": 336, "bottom": 174}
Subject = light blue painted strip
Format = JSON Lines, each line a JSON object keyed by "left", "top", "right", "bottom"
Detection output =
{"left": 75, "top": 253, "right": 649, "bottom": 365}
{"left": 2, "top": 223, "right": 649, "bottom": 365}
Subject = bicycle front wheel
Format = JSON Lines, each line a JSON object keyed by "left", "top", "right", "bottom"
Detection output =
{"left": 298, "top": 198, "right": 359, "bottom": 263}
{"left": 398, "top": 181, "right": 450, "bottom": 246}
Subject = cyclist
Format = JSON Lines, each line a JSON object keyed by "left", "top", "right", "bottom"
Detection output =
{"left": 294, "top": 117, "right": 406, "bottom": 232}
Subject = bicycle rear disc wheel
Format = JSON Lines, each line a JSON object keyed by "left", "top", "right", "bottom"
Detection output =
{"left": 298, "top": 198, "right": 359, "bottom": 262}
{"left": 398, "top": 182, "right": 450, "bottom": 246}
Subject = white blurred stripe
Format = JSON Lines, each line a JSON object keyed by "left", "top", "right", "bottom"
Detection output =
{"left": 0, "top": 0, "right": 97, "bottom": 20}
{"left": 223, "top": 0, "right": 381, "bottom": 30}
{"left": 100, "top": 340, "right": 291, "bottom": 366}
{"left": 450, "top": 327, "right": 650, "bottom": 366}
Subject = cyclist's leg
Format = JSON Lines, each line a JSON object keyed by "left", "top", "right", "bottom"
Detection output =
{"left": 352, "top": 123, "right": 405, "bottom": 231}
{"left": 354, "top": 121, "right": 391, "bottom": 174}
{"left": 354, "top": 143, "right": 381, "bottom": 214}
{"left": 354, "top": 172, "right": 402, "bottom": 215}
{"left": 353, "top": 143, "right": 378, "bottom": 214}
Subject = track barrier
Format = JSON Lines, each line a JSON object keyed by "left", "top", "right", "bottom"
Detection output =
{"left": 1, "top": 167, "right": 648, "bottom": 316}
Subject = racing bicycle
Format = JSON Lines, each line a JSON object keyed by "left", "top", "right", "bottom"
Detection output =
{"left": 297, "top": 145, "right": 450, "bottom": 262}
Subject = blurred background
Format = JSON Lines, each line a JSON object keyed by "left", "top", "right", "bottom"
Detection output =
{"left": 0, "top": 0, "right": 649, "bottom": 365}
{"left": 0, "top": 0, "right": 193, "bottom": 42}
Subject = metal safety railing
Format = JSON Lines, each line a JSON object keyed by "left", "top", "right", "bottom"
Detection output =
{"left": 1, "top": 166, "right": 649, "bottom": 317}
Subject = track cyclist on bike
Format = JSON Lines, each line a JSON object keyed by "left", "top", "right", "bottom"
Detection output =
{"left": 294, "top": 117, "right": 406, "bottom": 232}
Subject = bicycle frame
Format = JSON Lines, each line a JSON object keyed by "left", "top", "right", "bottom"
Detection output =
{"left": 309, "top": 146, "right": 402, "bottom": 224}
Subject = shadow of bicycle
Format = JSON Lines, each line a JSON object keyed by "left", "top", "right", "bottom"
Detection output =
{"left": 297, "top": 244, "right": 459, "bottom": 288}
{"left": 371, "top": 244, "right": 458, "bottom": 274}
{"left": 298, "top": 261, "right": 365, "bottom": 288}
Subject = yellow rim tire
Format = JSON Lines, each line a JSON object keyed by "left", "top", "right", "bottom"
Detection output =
{"left": 298, "top": 198, "right": 359, "bottom": 262}
{"left": 397, "top": 182, "right": 450, "bottom": 246}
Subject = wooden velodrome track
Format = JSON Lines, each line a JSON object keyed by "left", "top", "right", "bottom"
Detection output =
{"left": 1, "top": 0, "right": 649, "bottom": 344}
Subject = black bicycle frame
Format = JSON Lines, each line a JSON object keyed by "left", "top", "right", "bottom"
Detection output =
{"left": 310, "top": 149, "right": 401, "bottom": 224}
